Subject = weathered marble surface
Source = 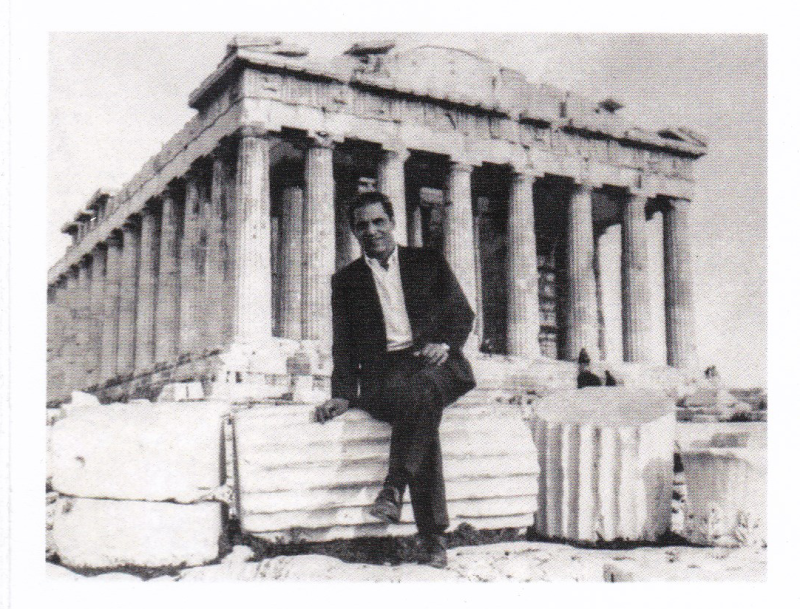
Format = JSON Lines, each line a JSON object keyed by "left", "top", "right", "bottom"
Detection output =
{"left": 233, "top": 399, "right": 538, "bottom": 542}
{"left": 531, "top": 388, "right": 675, "bottom": 543}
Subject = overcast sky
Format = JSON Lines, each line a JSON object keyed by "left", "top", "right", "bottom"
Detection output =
{"left": 47, "top": 32, "right": 767, "bottom": 387}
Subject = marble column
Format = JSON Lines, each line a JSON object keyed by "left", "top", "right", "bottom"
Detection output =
{"left": 565, "top": 182, "right": 598, "bottom": 361}
{"left": 232, "top": 128, "right": 273, "bottom": 347}
{"left": 47, "top": 283, "right": 64, "bottom": 400}
{"left": 302, "top": 134, "right": 336, "bottom": 348}
{"left": 73, "top": 260, "right": 93, "bottom": 389}
{"left": 154, "top": 192, "right": 181, "bottom": 365}
{"left": 280, "top": 185, "right": 304, "bottom": 340}
{"left": 48, "top": 277, "right": 69, "bottom": 398}
{"left": 409, "top": 205, "right": 424, "bottom": 248}
{"left": 507, "top": 169, "right": 541, "bottom": 358}
{"left": 116, "top": 220, "right": 140, "bottom": 376}
{"left": 377, "top": 148, "right": 409, "bottom": 246}
{"left": 88, "top": 247, "right": 106, "bottom": 384}
{"left": 60, "top": 268, "right": 80, "bottom": 391}
{"left": 646, "top": 210, "right": 668, "bottom": 365}
{"left": 100, "top": 233, "right": 123, "bottom": 381}
{"left": 621, "top": 191, "right": 652, "bottom": 362}
{"left": 593, "top": 230, "right": 607, "bottom": 361}
{"left": 205, "top": 154, "right": 227, "bottom": 351}
{"left": 271, "top": 215, "right": 280, "bottom": 335}
{"left": 179, "top": 173, "right": 204, "bottom": 356}
{"left": 134, "top": 207, "right": 158, "bottom": 373}
{"left": 663, "top": 197, "right": 697, "bottom": 368}
{"left": 473, "top": 197, "right": 486, "bottom": 347}
{"left": 444, "top": 161, "right": 478, "bottom": 335}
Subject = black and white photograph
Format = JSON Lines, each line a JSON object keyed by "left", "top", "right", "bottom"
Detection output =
{"left": 3, "top": 3, "right": 794, "bottom": 606}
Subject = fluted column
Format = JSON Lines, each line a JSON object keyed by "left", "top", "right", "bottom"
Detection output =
{"left": 507, "top": 169, "right": 541, "bottom": 358}
{"left": 227, "top": 129, "right": 272, "bottom": 346}
{"left": 88, "top": 248, "right": 106, "bottom": 384}
{"left": 231, "top": 128, "right": 274, "bottom": 347}
{"left": 271, "top": 215, "right": 280, "bottom": 335}
{"left": 154, "top": 192, "right": 181, "bottom": 365}
{"left": 444, "top": 161, "right": 478, "bottom": 348}
{"left": 60, "top": 268, "right": 80, "bottom": 391}
{"left": 116, "top": 220, "right": 140, "bottom": 375}
{"left": 621, "top": 191, "right": 652, "bottom": 362}
{"left": 565, "top": 182, "right": 598, "bottom": 361}
{"left": 593, "top": 230, "right": 607, "bottom": 361}
{"left": 409, "top": 205, "right": 423, "bottom": 247}
{"left": 47, "top": 282, "right": 66, "bottom": 400}
{"left": 302, "top": 134, "right": 336, "bottom": 348}
{"left": 279, "top": 185, "right": 304, "bottom": 340}
{"left": 49, "top": 278, "right": 70, "bottom": 398}
{"left": 663, "top": 197, "right": 697, "bottom": 368}
{"left": 377, "top": 148, "right": 409, "bottom": 246}
{"left": 134, "top": 207, "right": 158, "bottom": 373}
{"left": 100, "top": 233, "right": 123, "bottom": 381}
{"left": 473, "top": 197, "right": 486, "bottom": 346}
{"left": 73, "top": 260, "right": 94, "bottom": 389}
{"left": 337, "top": 205, "right": 361, "bottom": 269}
{"left": 179, "top": 172, "right": 204, "bottom": 356}
{"left": 205, "top": 154, "right": 227, "bottom": 351}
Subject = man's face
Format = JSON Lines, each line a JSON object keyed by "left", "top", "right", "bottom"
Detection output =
{"left": 352, "top": 202, "right": 396, "bottom": 260}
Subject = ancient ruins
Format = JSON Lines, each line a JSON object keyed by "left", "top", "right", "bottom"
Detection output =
{"left": 44, "top": 38, "right": 774, "bottom": 577}
{"left": 47, "top": 37, "right": 706, "bottom": 404}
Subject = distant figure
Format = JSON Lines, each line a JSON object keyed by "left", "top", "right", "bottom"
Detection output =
{"left": 577, "top": 348, "right": 602, "bottom": 389}
{"left": 604, "top": 370, "right": 618, "bottom": 386}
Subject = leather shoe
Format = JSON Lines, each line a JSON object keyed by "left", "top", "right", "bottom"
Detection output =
{"left": 368, "top": 486, "right": 402, "bottom": 524}
{"left": 418, "top": 533, "right": 447, "bottom": 569}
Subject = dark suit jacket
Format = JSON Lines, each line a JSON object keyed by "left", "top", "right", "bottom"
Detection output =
{"left": 330, "top": 246, "right": 476, "bottom": 407}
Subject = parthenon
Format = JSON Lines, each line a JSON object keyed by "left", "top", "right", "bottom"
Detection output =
{"left": 47, "top": 37, "right": 706, "bottom": 404}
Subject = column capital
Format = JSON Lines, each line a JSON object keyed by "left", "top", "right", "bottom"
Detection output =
{"left": 627, "top": 188, "right": 651, "bottom": 201}
{"left": 449, "top": 160, "right": 474, "bottom": 174}
{"left": 122, "top": 215, "right": 141, "bottom": 231}
{"left": 511, "top": 165, "right": 541, "bottom": 182}
{"left": 308, "top": 131, "right": 339, "bottom": 149}
{"left": 627, "top": 172, "right": 655, "bottom": 199}
{"left": 237, "top": 124, "right": 272, "bottom": 140}
{"left": 382, "top": 147, "right": 410, "bottom": 163}
{"left": 105, "top": 230, "right": 123, "bottom": 248}
{"left": 572, "top": 180, "right": 596, "bottom": 195}
{"left": 667, "top": 196, "right": 692, "bottom": 206}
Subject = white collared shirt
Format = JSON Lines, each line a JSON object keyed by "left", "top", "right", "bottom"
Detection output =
{"left": 364, "top": 247, "right": 414, "bottom": 351}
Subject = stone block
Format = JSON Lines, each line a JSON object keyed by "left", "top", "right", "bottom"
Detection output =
{"left": 67, "top": 390, "right": 101, "bottom": 408}
{"left": 157, "top": 381, "right": 205, "bottom": 401}
{"left": 51, "top": 497, "right": 222, "bottom": 569}
{"left": 680, "top": 424, "right": 767, "bottom": 547}
{"left": 49, "top": 401, "right": 230, "bottom": 501}
{"left": 234, "top": 401, "right": 537, "bottom": 540}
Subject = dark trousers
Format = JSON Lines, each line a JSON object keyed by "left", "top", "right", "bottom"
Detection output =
{"left": 354, "top": 349, "right": 449, "bottom": 535}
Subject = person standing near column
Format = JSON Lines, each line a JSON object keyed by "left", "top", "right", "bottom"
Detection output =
{"left": 313, "top": 191, "right": 476, "bottom": 568}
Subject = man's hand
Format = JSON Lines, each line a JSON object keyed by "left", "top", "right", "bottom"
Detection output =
{"left": 414, "top": 343, "right": 450, "bottom": 366}
{"left": 312, "top": 398, "right": 350, "bottom": 424}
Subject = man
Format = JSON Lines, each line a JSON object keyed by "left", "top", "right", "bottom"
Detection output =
{"left": 313, "top": 191, "right": 476, "bottom": 568}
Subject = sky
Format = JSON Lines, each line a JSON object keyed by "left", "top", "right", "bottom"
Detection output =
{"left": 47, "top": 32, "right": 768, "bottom": 388}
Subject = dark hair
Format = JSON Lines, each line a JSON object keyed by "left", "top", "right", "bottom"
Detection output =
{"left": 347, "top": 191, "right": 394, "bottom": 227}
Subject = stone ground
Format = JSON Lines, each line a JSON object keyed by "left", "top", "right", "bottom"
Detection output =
{"left": 46, "top": 537, "right": 766, "bottom": 583}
